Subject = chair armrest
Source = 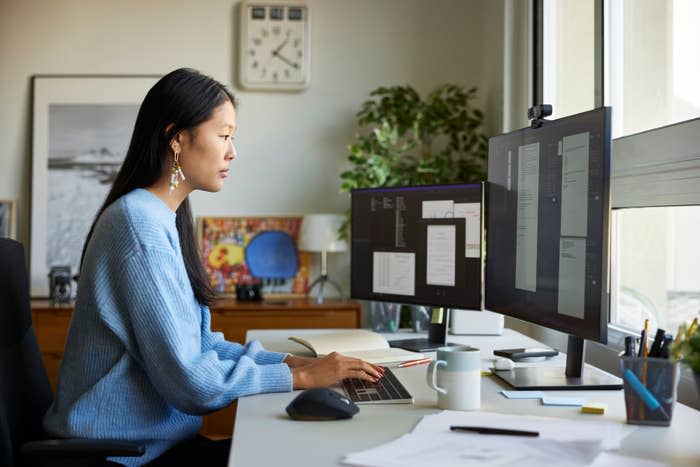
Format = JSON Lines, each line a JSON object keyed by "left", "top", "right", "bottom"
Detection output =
{"left": 21, "top": 438, "right": 145, "bottom": 457}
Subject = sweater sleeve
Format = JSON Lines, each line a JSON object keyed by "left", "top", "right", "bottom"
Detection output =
{"left": 199, "top": 305, "right": 288, "bottom": 365}
{"left": 115, "top": 249, "right": 292, "bottom": 415}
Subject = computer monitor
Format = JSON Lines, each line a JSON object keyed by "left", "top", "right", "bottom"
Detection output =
{"left": 351, "top": 183, "right": 483, "bottom": 352}
{"left": 486, "top": 106, "right": 622, "bottom": 390}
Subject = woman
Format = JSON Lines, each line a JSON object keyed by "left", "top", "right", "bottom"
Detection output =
{"left": 43, "top": 68, "right": 382, "bottom": 466}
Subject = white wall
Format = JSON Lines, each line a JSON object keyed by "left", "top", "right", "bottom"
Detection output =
{"left": 0, "top": 0, "right": 504, "bottom": 296}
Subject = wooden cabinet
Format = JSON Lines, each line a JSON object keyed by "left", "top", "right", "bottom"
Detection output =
{"left": 31, "top": 298, "right": 361, "bottom": 439}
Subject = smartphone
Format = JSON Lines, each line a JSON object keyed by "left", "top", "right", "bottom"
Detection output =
{"left": 493, "top": 348, "right": 559, "bottom": 360}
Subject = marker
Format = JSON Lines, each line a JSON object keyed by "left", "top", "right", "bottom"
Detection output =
{"left": 450, "top": 426, "right": 539, "bottom": 437}
{"left": 649, "top": 328, "right": 666, "bottom": 358}
{"left": 391, "top": 357, "right": 432, "bottom": 368}
{"left": 622, "top": 369, "right": 670, "bottom": 420}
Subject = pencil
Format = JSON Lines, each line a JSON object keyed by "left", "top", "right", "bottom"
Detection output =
{"left": 397, "top": 357, "right": 432, "bottom": 368}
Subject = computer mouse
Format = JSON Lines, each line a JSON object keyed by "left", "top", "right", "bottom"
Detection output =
{"left": 494, "top": 357, "right": 515, "bottom": 371}
{"left": 286, "top": 387, "right": 360, "bottom": 421}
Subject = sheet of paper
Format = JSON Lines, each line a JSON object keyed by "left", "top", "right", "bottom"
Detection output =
{"left": 542, "top": 396, "right": 585, "bottom": 406}
{"left": 410, "top": 410, "right": 626, "bottom": 451}
{"left": 501, "top": 390, "right": 544, "bottom": 399}
{"left": 515, "top": 142, "right": 540, "bottom": 292}
{"left": 589, "top": 452, "right": 668, "bottom": 467}
{"left": 343, "top": 431, "right": 605, "bottom": 467}
{"left": 453, "top": 202, "right": 481, "bottom": 258}
{"left": 372, "top": 252, "right": 415, "bottom": 296}
{"left": 426, "top": 225, "right": 456, "bottom": 286}
{"left": 557, "top": 237, "right": 586, "bottom": 319}
{"left": 422, "top": 200, "right": 454, "bottom": 218}
{"left": 560, "top": 132, "right": 590, "bottom": 238}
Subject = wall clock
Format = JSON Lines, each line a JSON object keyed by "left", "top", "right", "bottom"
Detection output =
{"left": 239, "top": 2, "right": 310, "bottom": 91}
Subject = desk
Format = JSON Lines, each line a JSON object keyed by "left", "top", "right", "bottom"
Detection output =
{"left": 229, "top": 328, "right": 700, "bottom": 467}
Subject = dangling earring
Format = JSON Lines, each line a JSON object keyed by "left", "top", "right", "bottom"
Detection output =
{"left": 169, "top": 150, "right": 186, "bottom": 193}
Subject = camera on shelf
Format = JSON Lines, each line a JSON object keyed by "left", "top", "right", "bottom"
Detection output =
{"left": 48, "top": 266, "right": 72, "bottom": 303}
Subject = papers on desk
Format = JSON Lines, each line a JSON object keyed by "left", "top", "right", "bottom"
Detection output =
{"left": 342, "top": 411, "right": 650, "bottom": 467}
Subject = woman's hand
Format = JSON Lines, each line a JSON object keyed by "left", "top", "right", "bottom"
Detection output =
{"left": 290, "top": 352, "right": 384, "bottom": 389}
{"left": 283, "top": 354, "right": 316, "bottom": 368}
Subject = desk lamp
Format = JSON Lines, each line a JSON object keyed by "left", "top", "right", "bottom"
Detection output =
{"left": 298, "top": 214, "right": 347, "bottom": 303}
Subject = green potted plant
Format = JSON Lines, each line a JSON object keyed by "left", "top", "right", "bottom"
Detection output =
{"left": 339, "top": 84, "right": 488, "bottom": 236}
{"left": 671, "top": 320, "right": 700, "bottom": 393}
{"left": 339, "top": 84, "right": 489, "bottom": 330}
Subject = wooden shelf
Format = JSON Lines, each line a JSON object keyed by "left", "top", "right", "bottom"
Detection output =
{"left": 31, "top": 298, "right": 361, "bottom": 439}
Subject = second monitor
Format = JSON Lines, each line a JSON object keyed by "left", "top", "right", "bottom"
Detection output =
{"left": 351, "top": 183, "right": 483, "bottom": 352}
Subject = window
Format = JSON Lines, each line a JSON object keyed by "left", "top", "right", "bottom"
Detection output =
{"left": 541, "top": 0, "right": 700, "bottom": 335}
{"left": 606, "top": 0, "right": 700, "bottom": 138}
{"left": 542, "top": 0, "right": 596, "bottom": 119}
{"left": 612, "top": 206, "right": 700, "bottom": 335}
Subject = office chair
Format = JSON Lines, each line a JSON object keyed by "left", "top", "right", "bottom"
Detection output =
{"left": 0, "top": 238, "right": 144, "bottom": 467}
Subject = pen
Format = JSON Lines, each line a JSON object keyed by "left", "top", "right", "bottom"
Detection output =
{"left": 396, "top": 357, "right": 432, "bottom": 368}
{"left": 649, "top": 328, "right": 665, "bottom": 358}
{"left": 450, "top": 426, "right": 539, "bottom": 437}
{"left": 642, "top": 319, "right": 650, "bottom": 358}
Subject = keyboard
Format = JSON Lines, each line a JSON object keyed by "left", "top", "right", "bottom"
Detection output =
{"left": 341, "top": 367, "right": 413, "bottom": 404}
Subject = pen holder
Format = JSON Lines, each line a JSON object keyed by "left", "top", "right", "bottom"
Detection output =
{"left": 620, "top": 357, "right": 680, "bottom": 426}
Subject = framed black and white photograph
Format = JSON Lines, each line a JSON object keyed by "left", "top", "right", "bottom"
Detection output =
{"left": 0, "top": 199, "right": 16, "bottom": 239}
{"left": 30, "top": 75, "right": 159, "bottom": 297}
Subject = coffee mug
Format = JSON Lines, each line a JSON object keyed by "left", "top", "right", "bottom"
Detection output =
{"left": 426, "top": 345, "right": 481, "bottom": 411}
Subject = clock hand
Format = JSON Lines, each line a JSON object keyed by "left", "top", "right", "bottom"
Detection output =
{"left": 273, "top": 52, "right": 299, "bottom": 69}
{"left": 271, "top": 36, "right": 290, "bottom": 56}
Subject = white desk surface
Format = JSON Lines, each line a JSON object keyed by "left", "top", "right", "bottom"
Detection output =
{"left": 228, "top": 329, "right": 700, "bottom": 467}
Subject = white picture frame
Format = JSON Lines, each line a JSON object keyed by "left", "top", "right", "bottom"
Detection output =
{"left": 0, "top": 198, "right": 16, "bottom": 239}
{"left": 30, "top": 75, "right": 159, "bottom": 297}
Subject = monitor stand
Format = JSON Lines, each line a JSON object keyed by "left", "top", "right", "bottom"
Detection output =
{"left": 491, "top": 335, "right": 623, "bottom": 390}
{"left": 388, "top": 308, "right": 459, "bottom": 353}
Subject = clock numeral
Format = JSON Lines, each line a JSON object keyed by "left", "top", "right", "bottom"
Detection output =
{"left": 284, "top": 69, "right": 291, "bottom": 78}
{"left": 252, "top": 60, "right": 258, "bottom": 69}
{"left": 273, "top": 71, "right": 279, "bottom": 82}
{"left": 249, "top": 49, "right": 255, "bottom": 56}
{"left": 252, "top": 38, "right": 261, "bottom": 46}
{"left": 297, "top": 50, "right": 302, "bottom": 58}
{"left": 261, "top": 28, "right": 269, "bottom": 38}
{"left": 293, "top": 38, "right": 300, "bottom": 48}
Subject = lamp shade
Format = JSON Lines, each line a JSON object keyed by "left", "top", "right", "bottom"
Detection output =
{"left": 298, "top": 214, "right": 348, "bottom": 253}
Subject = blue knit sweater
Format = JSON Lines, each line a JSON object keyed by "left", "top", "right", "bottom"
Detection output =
{"left": 43, "top": 189, "right": 293, "bottom": 465}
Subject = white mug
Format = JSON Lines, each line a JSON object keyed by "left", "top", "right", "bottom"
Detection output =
{"left": 426, "top": 345, "right": 481, "bottom": 411}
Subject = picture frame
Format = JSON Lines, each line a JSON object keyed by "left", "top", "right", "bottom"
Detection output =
{"left": 0, "top": 198, "right": 17, "bottom": 239}
{"left": 30, "top": 75, "right": 160, "bottom": 297}
{"left": 197, "top": 216, "right": 311, "bottom": 298}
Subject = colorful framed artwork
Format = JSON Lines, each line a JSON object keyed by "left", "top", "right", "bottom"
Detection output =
{"left": 197, "top": 216, "right": 311, "bottom": 297}
{"left": 30, "top": 75, "right": 159, "bottom": 297}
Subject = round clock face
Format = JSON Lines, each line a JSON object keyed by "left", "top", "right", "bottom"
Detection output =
{"left": 240, "top": 4, "right": 310, "bottom": 90}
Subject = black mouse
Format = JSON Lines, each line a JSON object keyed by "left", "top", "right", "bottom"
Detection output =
{"left": 286, "top": 388, "right": 359, "bottom": 421}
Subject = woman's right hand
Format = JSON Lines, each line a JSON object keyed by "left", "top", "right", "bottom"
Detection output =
{"left": 290, "top": 352, "right": 384, "bottom": 389}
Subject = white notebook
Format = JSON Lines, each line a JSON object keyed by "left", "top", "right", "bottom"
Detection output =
{"left": 288, "top": 330, "right": 424, "bottom": 364}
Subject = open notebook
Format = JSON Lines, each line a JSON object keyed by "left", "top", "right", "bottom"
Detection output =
{"left": 288, "top": 330, "right": 424, "bottom": 364}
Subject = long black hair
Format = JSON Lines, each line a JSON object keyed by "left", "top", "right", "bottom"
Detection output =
{"left": 81, "top": 68, "right": 235, "bottom": 306}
